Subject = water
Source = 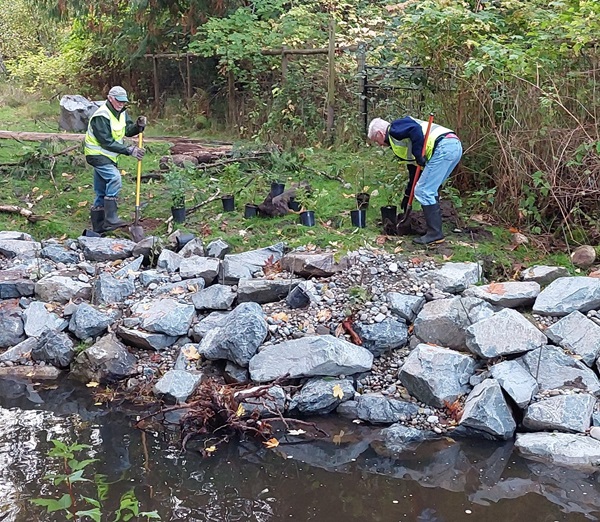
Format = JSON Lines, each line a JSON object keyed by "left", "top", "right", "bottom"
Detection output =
{"left": 1, "top": 374, "right": 599, "bottom": 521}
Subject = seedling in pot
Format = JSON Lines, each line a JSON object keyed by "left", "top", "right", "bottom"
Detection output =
{"left": 163, "top": 167, "right": 188, "bottom": 222}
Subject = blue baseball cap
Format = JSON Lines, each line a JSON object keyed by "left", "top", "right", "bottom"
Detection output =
{"left": 108, "top": 86, "right": 128, "bottom": 102}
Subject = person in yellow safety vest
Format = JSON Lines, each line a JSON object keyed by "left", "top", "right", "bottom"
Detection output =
{"left": 84, "top": 86, "right": 147, "bottom": 235}
{"left": 368, "top": 116, "right": 462, "bottom": 245}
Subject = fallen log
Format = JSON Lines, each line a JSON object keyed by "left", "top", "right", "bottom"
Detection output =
{"left": 0, "top": 205, "right": 46, "bottom": 223}
{"left": 0, "top": 130, "right": 232, "bottom": 146}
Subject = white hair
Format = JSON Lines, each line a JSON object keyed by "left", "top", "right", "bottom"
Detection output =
{"left": 367, "top": 117, "right": 390, "bottom": 140}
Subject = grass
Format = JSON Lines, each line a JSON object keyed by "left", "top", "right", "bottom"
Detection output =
{"left": 0, "top": 85, "right": 578, "bottom": 277}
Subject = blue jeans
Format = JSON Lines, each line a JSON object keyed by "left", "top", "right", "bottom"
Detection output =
{"left": 93, "top": 162, "right": 122, "bottom": 208}
{"left": 414, "top": 138, "right": 463, "bottom": 206}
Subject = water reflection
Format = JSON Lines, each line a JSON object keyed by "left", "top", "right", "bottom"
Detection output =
{"left": 0, "top": 375, "right": 599, "bottom": 521}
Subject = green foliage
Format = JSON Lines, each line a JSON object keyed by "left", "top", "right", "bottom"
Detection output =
{"left": 219, "top": 162, "right": 244, "bottom": 195}
{"left": 163, "top": 167, "right": 190, "bottom": 208}
{"left": 31, "top": 438, "right": 160, "bottom": 522}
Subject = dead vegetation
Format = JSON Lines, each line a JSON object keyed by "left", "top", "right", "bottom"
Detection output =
{"left": 134, "top": 376, "right": 329, "bottom": 457}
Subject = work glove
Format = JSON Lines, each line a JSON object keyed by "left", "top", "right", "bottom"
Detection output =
{"left": 416, "top": 155, "right": 426, "bottom": 168}
{"left": 136, "top": 116, "right": 147, "bottom": 132}
{"left": 128, "top": 145, "right": 145, "bottom": 160}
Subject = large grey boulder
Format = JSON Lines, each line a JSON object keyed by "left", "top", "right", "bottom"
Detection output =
{"left": 465, "top": 308, "right": 547, "bottom": 359}
{"left": 0, "top": 272, "right": 35, "bottom": 299}
{"left": 462, "top": 281, "right": 540, "bottom": 308}
{"left": 59, "top": 95, "right": 102, "bottom": 132}
{"left": 78, "top": 236, "right": 136, "bottom": 261}
{"left": 545, "top": 311, "right": 600, "bottom": 367}
{"left": 355, "top": 393, "right": 419, "bottom": 424}
{"left": 515, "top": 432, "right": 600, "bottom": 469}
{"left": 68, "top": 303, "right": 112, "bottom": 340}
{"left": 190, "top": 311, "right": 230, "bottom": 340}
{"left": 533, "top": 277, "right": 600, "bottom": 316}
{"left": 0, "top": 337, "right": 37, "bottom": 363}
{"left": 23, "top": 301, "right": 64, "bottom": 337}
{"left": 521, "top": 265, "right": 569, "bottom": 286}
{"left": 459, "top": 379, "right": 516, "bottom": 440}
{"left": 0, "top": 239, "right": 41, "bottom": 258}
{"left": 117, "top": 327, "right": 178, "bottom": 351}
{"left": 198, "top": 302, "right": 267, "bottom": 367}
{"left": 32, "top": 329, "right": 75, "bottom": 369}
{"left": 93, "top": 273, "right": 135, "bottom": 305}
{"left": 237, "top": 278, "right": 301, "bottom": 305}
{"left": 413, "top": 296, "right": 494, "bottom": 350}
{"left": 179, "top": 256, "right": 220, "bottom": 283}
{"left": 70, "top": 334, "right": 137, "bottom": 383}
{"left": 191, "top": 284, "right": 236, "bottom": 311}
{"left": 221, "top": 242, "right": 286, "bottom": 282}
{"left": 426, "top": 262, "right": 482, "bottom": 293}
{"left": 379, "top": 424, "right": 439, "bottom": 454}
{"left": 35, "top": 275, "right": 92, "bottom": 304}
{"left": 41, "top": 245, "right": 80, "bottom": 265}
{"left": 490, "top": 360, "right": 538, "bottom": 408}
{"left": 0, "top": 300, "right": 25, "bottom": 349}
{"left": 281, "top": 252, "right": 343, "bottom": 278}
{"left": 523, "top": 394, "right": 596, "bottom": 433}
{"left": 354, "top": 318, "right": 408, "bottom": 357}
{"left": 398, "top": 343, "right": 478, "bottom": 408}
{"left": 249, "top": 335, "right": 373, "bottom": 383}
{"left": 289, "top": 377, "right": 355, "bottom": 415}
{"left": 153, "top": 369, "right": 202, "bottom": 403}
{"left": 386, "top": 292, "right": 426, "bottom": 322}
{"left": 131, "top": 298, "right": 196, "bottom": 337}
{"left": 236, "top": 385, "right": 286, "bottom": 417}
{"left": 520, "top": 345, "right": 600, "bottom": 396}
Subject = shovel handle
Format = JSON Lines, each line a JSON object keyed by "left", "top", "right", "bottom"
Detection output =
{"left": 407, "top": 113, "right": 435, "bottom": 207}
{"left": 135, "top": 133, "right": 143, "bottom": 210}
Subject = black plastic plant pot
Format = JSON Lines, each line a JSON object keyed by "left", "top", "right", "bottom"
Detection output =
{"left": 380, "top": 205, "right": 397, "bottom": 224}
{"left": 176, "top": 232, "right": 196, "bottom": 251}
{"left": 351, "top": 208, "right": 367, "bottom": 228}
{"left": 271, "top": 181, "right": 285, "bottom": 197}
{"left": 356, "top": 192, "right": 370, "bottom": 210}
{"left": 244, "top": 203, "right": 259, "bottom": 218}
{"left": 171, "top": 206, "right": 186, "bottom": 223}
{"left": 288, "top": 197, "right": 301, "bottom": 212}
{"left": 286, "top": 285, "right": 310, "bottom": 309}
{"left": 299, "top": 210, "right": 316, "bottom": 227}
{"left": 222, "top": 195, "right": 235, "bottom": 212}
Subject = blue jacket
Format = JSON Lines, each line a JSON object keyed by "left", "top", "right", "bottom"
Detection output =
{"left": 387, "top": 117, "right": 426, "bottom": 166}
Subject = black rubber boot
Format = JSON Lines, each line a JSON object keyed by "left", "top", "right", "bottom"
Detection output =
{"left": 413, "top": 203, "right": 445, "bottom": 245}
{"left": 90, "top": 207, "right": 105, "bottom": 233}
{"left": 103, "top": 197, "right": 127, "bottom": 230}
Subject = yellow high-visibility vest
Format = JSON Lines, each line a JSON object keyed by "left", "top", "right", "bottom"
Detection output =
{"left": 84, "top": 102, "right": 126, "bottom": 160}
{"left": 388, "top": 117, "right": 453, "bottom": 162}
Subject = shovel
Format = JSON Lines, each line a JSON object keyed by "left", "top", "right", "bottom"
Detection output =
{"left": 129, "top": 133, "right": 145, "bottom": 243}
{"left": 397, "top": 113, "right": 435, "bottom": 227}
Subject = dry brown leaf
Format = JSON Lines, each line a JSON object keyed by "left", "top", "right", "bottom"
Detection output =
{"left": 487, "top": 282, "right": 506, "bottom": 295}
{"left": 77, "top": 201, "right": 88, "bottom": 207}
{"left": 332, "top": 384, "right": 344, "bottom": 400}
{"left": 376, "top": 235, "right": 388, "bottom": 245}
{"left": 334, "top": 323, "right": 345, "bottom": 338}
{"left": 272, "top": 312, "right": 289, "bottom": 322}
{"left": 333, "top": 430, "right": 345, "bottom": 445}
{"left": 316, "top": 309, "right": 332, "bottom": 323}
{"left": 263, "top": 254, "right": 283, "bottom": 277}
{"left": 236, "top": 404, "right": 245, "bottom": 417}
{"left": 86, "top": 381, "right": 100, "bottom": 388}
{"left": 182, "top": 345, "right": 201, "bottom": 361}
{"left": 263, "top": 438, "right": 279, "bottom": 449}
